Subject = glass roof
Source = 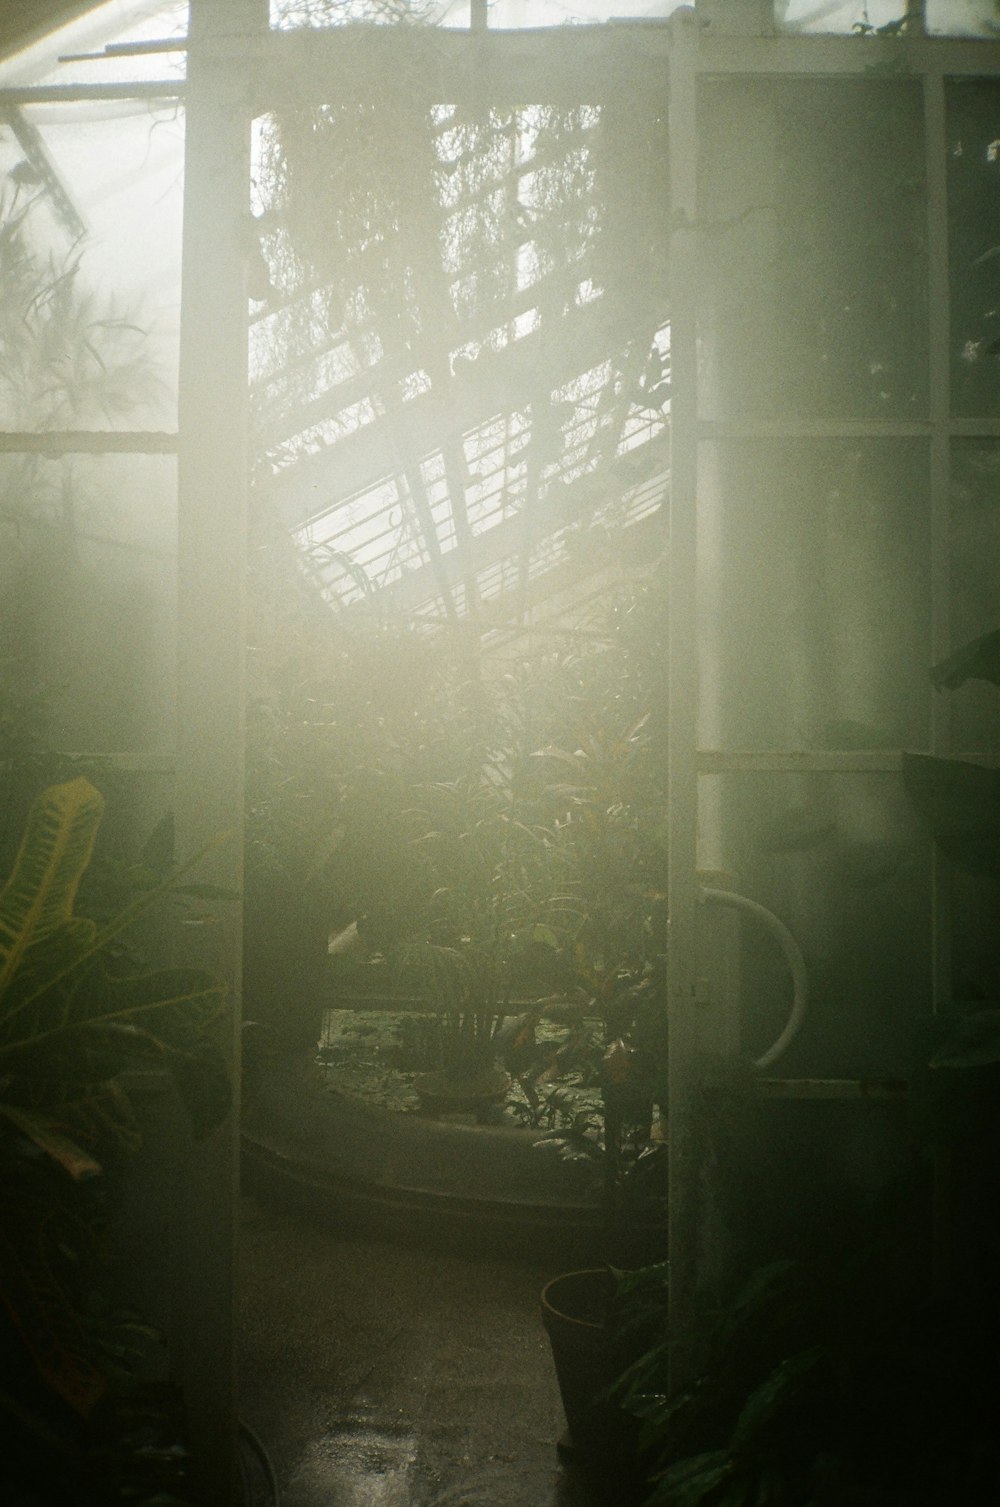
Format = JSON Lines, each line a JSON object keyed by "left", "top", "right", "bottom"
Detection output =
{"left": 6, "top": 0, "right": 996, "bottom": 648}
{"left": 1, "top": 0, "right": 674, "bottom": 648}
{"left": 251, "top": 75, "right": 671, "bottom": 636}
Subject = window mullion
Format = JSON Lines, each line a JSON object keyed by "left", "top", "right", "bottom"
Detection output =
{"left": 924, "top": 69, "right": 953, "bottom": 1022}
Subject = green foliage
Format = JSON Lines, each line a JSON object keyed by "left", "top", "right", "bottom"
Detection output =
{"left": 0, "top": 778, "right": 229, "bottom": 1425}
{"left": 930, "top": 627, "right": 1000, "bottom": 692}
{"left": 372, "top": 769, "right": 571, "bottom": 1079}
{"left": 609, "top": 1254, "right": 1000, "bottom": 1507}
{"left": 901, "top": 752, "right": 1000, "bottom": 880}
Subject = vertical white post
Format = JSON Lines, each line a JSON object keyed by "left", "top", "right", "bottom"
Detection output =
{"left": 175, "top": 0, "right": 264, "bottom": 1499}
{"left": 924, "top": 69, "right": 952, "bottom": 994}
{"left": 923, "top": 65, "right": 954, "bottom": 1289}
{"left": 666, "top": 3, "right": 703, "bottom": 1392}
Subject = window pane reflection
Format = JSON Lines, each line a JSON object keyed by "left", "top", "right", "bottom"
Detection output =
{"left": 950, "top": 441, "right": 1000, "bottom": 753}
{"left": 698, "top": 77, "right": 926, "bottom": 422}
{"left": 698, "top": 440, "right": 930, "bottom": 753}
{"left": 948, "top": 80, "right": 1000, "bottom": 419}
{"left": 0, "top": 453, "right": 177, "bottom": 755}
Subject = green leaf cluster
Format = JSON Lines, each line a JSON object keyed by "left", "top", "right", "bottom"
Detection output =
{"left": 0, "top": 778, "right": 229, "bottom": 1424}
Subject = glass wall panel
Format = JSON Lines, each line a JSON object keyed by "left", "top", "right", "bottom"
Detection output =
{"left": 0, "top": 103, "right": 184, "bottom": 432}
{"left": 270, "top": 0, "right": 684, "bottom": 26}
{"left": 698, "top": 76, "right": 926, "bottom": 422}
{"left": 701, "top": 769, "right": 932, "bottom": 1079}
{"left": 774, "top": 1, "right": 907, "bottom": 31}
{"left": 948, "top": 79, "right": 1000, "bottom": 419}
{"left": 251, "top": 74, "right": 670, "bottom": 623}
{"left": 487, "top": 0, "right": 685, "bottom": 24}
{"left": 0, "top": 452, "right": 177, "bottom": 756}
{"left": 0, "top": 110, "right": 183, "bottom": 439}
{"left": 783, "top": 2, "right": 1000, "bottom": 37}
{"left": 926, "top": 0, "right": 1000, "bottom": 36}
{"left": 0, "top": 2, "right": 186, "bottom": 88}
{"left": 698, "top": 439, "right": 931, "bottom": 752}
{"left": 950, "top": 440, "right": 1000, "bottom": 753}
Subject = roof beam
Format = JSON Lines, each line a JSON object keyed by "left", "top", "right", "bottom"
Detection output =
{"left": 353, "top": 437, "right": 669, "bottom": 618}
{"left": 263, "top": 289, "right": 655, "bottom": 527}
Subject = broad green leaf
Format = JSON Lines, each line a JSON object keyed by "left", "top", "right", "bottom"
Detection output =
{"left": 0, "top": 778, "right": 104, "bottom": 1001}
{"left": 0, "top": 1222, "right": 107, "bottom": 1416}
{"left": 0, "top": 1103, "right": 101, "bottom": 1179}
{"left": 138, "top": 808, "right": 175, "bottom": 872}
{"left": 81, "top": 965, "right": 226, "bottom": 1037}
{"left": 646, "top": 1450, "right": 735, "bottom": 1506}
{"left": 0, "top": 966, "right": 225, "bottom": 1062}
{"left": 715, "top": 1260, "right": 799, "bottom": 1353}
{"left": 731, "top": 1346, "right": 825, "bottom": 1450}
{"left": 47, "top": 1078, "right": 142, "bottom": 1156}
{"left": 931, "top": 628, "right": 1000, "bottom": 691}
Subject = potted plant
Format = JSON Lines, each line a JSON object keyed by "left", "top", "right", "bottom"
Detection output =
{"left": 605, "top": 1244, "right": 1000, "bottom": 1506}
{"left": 0, "top": 775, "right": 229, "bottom": 1504}
{"left": 369, "top": 767, "right": 569, "bottom": 1115}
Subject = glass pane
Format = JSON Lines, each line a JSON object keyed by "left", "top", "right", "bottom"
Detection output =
{"left": 487, "top": 0, "right": 685, "bottom": 23}
{"left": 0, "top": 452, "right": 177, "bottom": 755}
{"left": 0, "top": 103, "right": 184, "bottom": 431}
{"left": 701, "top": 770, "right": 932, "bottom": 1078}
{"left": 948, "top": 80, "right": 1000, "bottom": 419}
{"left": 926, "top": 0, "right": 1000, "bottom": 36}
{"left": 252, "top": 78, "right": 670, "bottom": 628}
{"left": 270, "top": 0, "right": 683, "bottom": 28}
{"left": 272, "top": 2, "right": 438, "bottom": 26}
{"left": 698, "top": 76, "right": 926, "bottom": 422}
{"left": 0, "top": 1, "right": 187, "bottom": 88}
{"left": 774, "top": 0, "right": 907, "bottom": 33}
{"left": 698, "top": 440, "right": 931, "bottom": 751}
{"left": 950, "top": 441, "right": 1000, "bottom": 753}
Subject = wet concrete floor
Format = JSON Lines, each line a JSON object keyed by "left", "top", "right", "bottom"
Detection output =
{"left": 239, "top": 1196, "right": 604, "bottom": 1507}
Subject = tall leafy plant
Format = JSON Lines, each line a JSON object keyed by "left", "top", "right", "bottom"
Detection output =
{"left": 0, "top": 776, "right": 229, "bottom": 1419}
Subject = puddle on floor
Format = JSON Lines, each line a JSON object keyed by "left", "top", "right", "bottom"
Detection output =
{"left": 289, "top": 1424, "right": 418, "bottom": 1506}
{"left": 283, "top": 1420, "right": 575, "bottom": 1507}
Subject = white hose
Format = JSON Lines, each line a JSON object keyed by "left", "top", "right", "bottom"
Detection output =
{"left": 698, "top": 887, "right": 809, "bottom": 1071}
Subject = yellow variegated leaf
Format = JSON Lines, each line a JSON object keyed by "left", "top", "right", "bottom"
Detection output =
{"left": 0, "top": 779, "right": 105, "bottom": 1002}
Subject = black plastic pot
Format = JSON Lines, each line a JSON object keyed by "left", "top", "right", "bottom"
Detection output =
{"left": 540, "top": 1268, "right": 644, "bottom": 1503}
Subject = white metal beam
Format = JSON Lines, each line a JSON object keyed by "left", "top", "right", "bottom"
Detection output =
{"left": 174, "top": 1, "right": 263, "bottom": 1501}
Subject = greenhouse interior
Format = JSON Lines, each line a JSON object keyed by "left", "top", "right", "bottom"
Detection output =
{"left": 1, "top": 1, "right": 999, "bottom": 1504}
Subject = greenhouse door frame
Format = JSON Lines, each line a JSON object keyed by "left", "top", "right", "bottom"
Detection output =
{"left": 24, "top": 0, "right": 986, "bottom": 1493}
